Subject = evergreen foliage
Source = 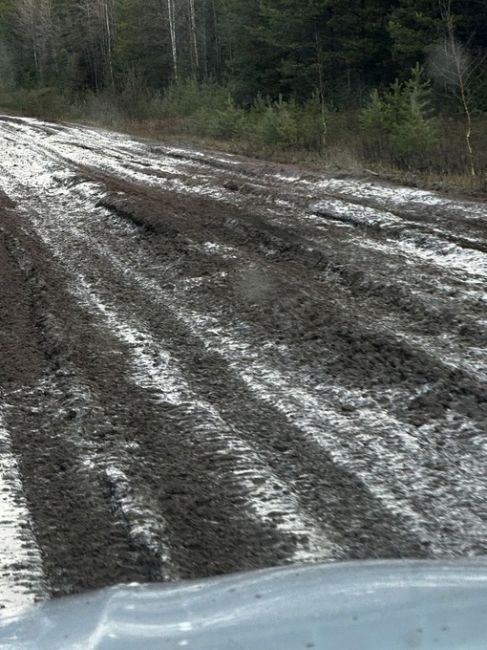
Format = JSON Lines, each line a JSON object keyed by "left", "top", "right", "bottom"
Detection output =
{"left": 361, "top": 64, "right": 436, "bottom": 167}
{"left": 0, "top": 0, "right": 485, "bottom": 175}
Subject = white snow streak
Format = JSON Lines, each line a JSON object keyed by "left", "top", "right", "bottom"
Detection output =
{"left": 121, "top": 267, "right": 487, "bottom": 556}
{"left": 0, "top": 412, "right": 44, "bottom": 614}
{"left": 311, "top": 198, "right": 487, "bottom": 281}
{"left": 0, "top": 115, "right": 486, "bottom": 561}
{"left": 73, "top": 278, "right": 335, "bottom": 563}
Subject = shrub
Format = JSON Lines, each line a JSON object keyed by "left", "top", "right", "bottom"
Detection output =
{"left": 257, "top": 102, "right": 298, "bottom": 149}
{"left": 146, "top": 81, "right": 326, "bottom": 153}
{"left": 78, "top": 90, "right": 123, "bottom": 126}
{"left": 161, "top": 80, "right": 231, "bottom": 118}
{"left": 360, "top": 64, "right": 436, "bottom": 168}
{"left": 0, "top": 86, "right": 70, "bottom": 119}
{"left": 117, "top": 69, "right": 152, "bottom": 122}
{"left": 298, "top": 92, "right": 326, "bottom": 151}
{"left": 192, "top": 96, "right": 246, "bottom": 140}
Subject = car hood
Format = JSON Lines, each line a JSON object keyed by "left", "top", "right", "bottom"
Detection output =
{"left": 1, "top": 560, "right": 486, "bottom": 649}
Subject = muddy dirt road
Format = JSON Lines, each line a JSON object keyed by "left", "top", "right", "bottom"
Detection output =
{"left": 0, "top": 115, "right": 486, "bottom": 614}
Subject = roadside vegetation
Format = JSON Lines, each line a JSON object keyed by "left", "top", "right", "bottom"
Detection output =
{"left": 0, "top": 0, "right": 486, "bottom": 194}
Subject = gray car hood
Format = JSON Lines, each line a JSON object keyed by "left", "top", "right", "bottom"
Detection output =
{"left": 0, "top": 560, "right": 486, "bottom": 649}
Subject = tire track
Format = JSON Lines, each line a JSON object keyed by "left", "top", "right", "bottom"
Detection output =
{"left": 22, "top": 190, "right": 432, "bottom": 560}
{"left": 0, "top": 147, "right": 324, "bottom": 583}
{"left": 74, "top": 277, "right": 334, "bottom": 564}
{"left": 0, "top": 208, "right": 304, "bottom": 587}
{"left": 0, "top": 412, "right": 46, "bottom": 613}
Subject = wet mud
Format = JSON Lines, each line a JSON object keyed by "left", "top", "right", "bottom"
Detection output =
{"left": 0, "top": 116, "right": 485, "bottom": 610}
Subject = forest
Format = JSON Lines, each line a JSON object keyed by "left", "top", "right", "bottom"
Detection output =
{"left": 0, "top": 0, "right": 486, "bottom": 183}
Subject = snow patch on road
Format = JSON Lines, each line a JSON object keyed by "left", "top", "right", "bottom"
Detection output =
{"left": 85, "top": 458, "right": 175, "bottom": 582}
{"left": 1, "top": 114, "right": 486, "bottom": 562}
{"left": 40, "top": 208, "right": 485, "bottom": 560}
{"left": 167, "top": 306, "right": 487, "bottom": 557}
{"left": 0, "top": 118, "right": 235, "bottom": 206}
{"left": 313, "top": 177, "right": 487, "bottom": 221}
{"left": 311, "top": 198, "right": 487, "bottom": 280}
{"left": 113, "top": 265, "right": 486, "bottom": 557}
{"left": 0, "top": 411, "right": 45, "bottom": 614}
{"left": 201, "top": 241, "right": 239, "bottom": 259}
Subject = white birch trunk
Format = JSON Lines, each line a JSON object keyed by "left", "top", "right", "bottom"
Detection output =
{"left": 104, "top": 0, "right": 114, "bottom": 87}
{"left": 167, "top": 0, "right": 178, "bottom": 82}
{"left": 188, "top": 0, "right": 199, "bottom": 77}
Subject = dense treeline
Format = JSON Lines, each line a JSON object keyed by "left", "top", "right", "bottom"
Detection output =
{"left": 1, "top": 0, "right": 486, "bottom": 104}
{"left": 0, "top": 0, "right": 486, "bottom": 179}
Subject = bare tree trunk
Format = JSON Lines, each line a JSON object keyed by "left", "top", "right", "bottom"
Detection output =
{"left": 37, "top": 0, "right": 53, "bottom": 84}
{"left": 440, "top": 0, "right": 476, "bottom": 176}
{"left": 314, "top": 22, "right": 327, "bottom": 152}
{"left": 167, "top": 0, "right": 178, "bottom": 82}
{"left": 451, "top": 38, "right": 475, "bottom": 176}
{"left": 82, "top": 0, "right": 100, "bottom": 91}
{"left": 188, "top": 0, "right": 199, "bottom": 78}
{"left": 103, "top": 0, "right": 114, "bottom": 87}
{"left": 200, "top": 0, "right": 208, "bottom": 80}
{"left": 211, "top": 0, "right": 221, "bottom": 75}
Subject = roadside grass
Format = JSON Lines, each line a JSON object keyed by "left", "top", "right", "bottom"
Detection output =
{"left": 1, "top": 83, "right": 486, "bottom": 199}
{"left": 111, "top": 111, "right": 487, "bottom": 199}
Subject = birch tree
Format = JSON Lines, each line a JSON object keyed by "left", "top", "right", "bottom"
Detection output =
{"left": 102, "top": 0, "right": 114, "bottom": 86}
{"left": 429, "top": 0, "right": 486, "bottom": 176}
{"left": 166, "top": 0, "right": 178, "bottom": 81}
{"left": 188, "top": 0, "right": 199, "bottom": 77}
